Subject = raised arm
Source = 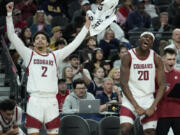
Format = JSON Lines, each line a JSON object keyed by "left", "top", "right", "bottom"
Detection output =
{"left": 54, "top": 15, "right": 91, "bottom": 64}
{"left": 6, "top": 2, "right": 32, "bottom": 65}
{"left": 145, "top": 54, "right": 166, "bottom": 117}
{"left": 120, "top": 53, "right": 145, "bottom": 115}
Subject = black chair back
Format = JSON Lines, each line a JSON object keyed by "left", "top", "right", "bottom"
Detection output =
{"left": 86, "top": 119, "right": 99, "bottom": 135}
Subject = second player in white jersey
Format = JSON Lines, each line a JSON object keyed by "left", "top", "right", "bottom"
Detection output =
{"left": 128, "top": 49, "right": 156, "bottom": 97}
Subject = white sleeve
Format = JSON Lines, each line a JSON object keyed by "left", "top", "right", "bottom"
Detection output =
{"left": 15, "top": 107, "right": 23, "bottom": 125}
{"left": 54, "top": 26, "right": 88, "bottom": 65}
{"left": 6, "top": 15, "right": 32, "bottom": 66}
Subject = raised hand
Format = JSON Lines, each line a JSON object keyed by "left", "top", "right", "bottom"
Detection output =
{"left": 85, "top": 14, "right": 91, "bottom": 29}
{"left": 6, "top": 2, "right": 14, "bottom": 13}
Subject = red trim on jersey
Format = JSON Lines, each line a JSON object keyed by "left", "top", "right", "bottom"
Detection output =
{"left": 26, "top": 51, "right": 34, "bottom": 76}
{"left": 51, "top": 52, "right": 58, "bottom": 77}
{"left": 141, "top": 111, "right": 158, "bottom": 124}
{"left": 35, "top": 51, "right": 49, "bottom": 56}
{"left": 25, "top": 113, "right": 42, "bottom": 129}
{"left": 128, "top": 51, "right": 132, "bottom": 67}
{"left": 132, "top": 48, "right": 150, "bottom": 61}
{"left": 120, "top": 106, "right": 136, "bottom": 121}
{"left": 45, "top": 116, "right": 60, "bottom": 129}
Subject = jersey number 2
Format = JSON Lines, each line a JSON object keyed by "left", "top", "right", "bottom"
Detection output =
{"left": 138, "top": 71, "right": 149, "bottom": 80}
{"left": 42, "top": 66, "right": 47, "bottom": 77}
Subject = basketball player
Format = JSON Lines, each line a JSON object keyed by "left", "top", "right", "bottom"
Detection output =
{"left": 0, "top": 99, "right": 24, "bottom": 135}
{"left": 6, "top": 2, "right": 90, "bottom": 135}
{"left": 119, "top": 32, "right": 166, "bottom": 135}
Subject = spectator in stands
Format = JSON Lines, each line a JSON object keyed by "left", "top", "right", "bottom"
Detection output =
{"left": 153, "top": 12, "right": 173, "bottom": 38}
{"left": 69, "top": 54, "right": 92, "bottom": 80}
{"left": 99, "top": 28, "right": 120, "bottom": 59}
{"left": 81, "top": 67, "right": 105, "bottom": 95}
{"left": 116, "top": 0, "right": 134, "bottom": 26}
{"left": 144, "top": 0, "right": 158, "bottom": 19}
{"left": 5, "top": 8, "right": 27, "bottom": 37}
{"left": 62, "top": 78, "right": 95, "bottom": 113}
{"left": 127, "top": 0, "right": 151, "bottom": 31}
{"left": 96, "top": 77, "right": 120, "bottom": 114}
{"left": 19, "top": 26, "right": 32, "bottom": 47}
{"left": 67, "top": 0, "right": 82, "bottom": 19}
{"left": 15, "top": 0, "right": 37, "bottom": 20}
{"left": 0, "top": 99, "right": 25, "bottom": 135}
{"left": 62, "top": 66, "right": 74, "bottom": 91}
{"left": 80, "top": 36, "right": 97, "bottom": 63}
{"left": 164, "top": 28, "right": 180, "bottom": 70}
{"left": 167, "top": 0, "right": 180, "bottom": 28}
{"left": 30, "top": 10, "right": 52, "bottom": 36}
{"left": 100, "top": 60, "right": 112, "bottom": 77}
{"left": 156, "top": 48, "right": 180, "bottom": 135}
{"left": 113, "top": 44, "right": 128, "bottom": 68}
{"left": 41, "top": 0, "right": 64, "bottom": 22}
{"left": 84, "top": 48, "right": 104, "bottom": 75}
{"left": 108, "top": 67, "right": 122, "bottom": 100}
{"left": 72, "top": 0, "right": 91, "bottom": 23}
{"left": 49, "top": 26, "right": 67, "bottom": 50}
{"left": 56, "top": 79, "right": 70, "bottom": 112}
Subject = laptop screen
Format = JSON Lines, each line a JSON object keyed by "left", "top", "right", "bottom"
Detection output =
{"left": 79, "top": 99, "right": 100, "bottom": 113}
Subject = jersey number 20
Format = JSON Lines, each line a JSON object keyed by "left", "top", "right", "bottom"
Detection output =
{"left": 138, "top": 70, "right": 149, "bottom": 80}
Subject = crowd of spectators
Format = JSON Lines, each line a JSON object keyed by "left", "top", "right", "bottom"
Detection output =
{"left": 1, "top": 0, "right": 180, "bottom": 134}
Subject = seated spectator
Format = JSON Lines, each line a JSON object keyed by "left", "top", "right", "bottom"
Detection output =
{"left": 69, "top": 54, "right": 92, "bottom": 80}
{"left": 100, "top": 60, "right": 112, "bottom": 77}
{"left": 144, "top": 0, "right": 158, "bottom": 19}
{"left": 153, "top": 12, "right": 174, "bottom": 39}
{"left": 67, "top": 0, "right": 82, "bottom": 19}
{"left": 156, "top": 48, "right": 180, "bottom": 135}
{"left": 79, "top": 36, "right": 98, "bottom": 63}
{"left": 19, "top": 26, "right": 32, "bottom": 47}
{"left": 167, "top": 0, "right": 180, "bottom": 28}
{"left": 99, "top": 28, "right": 120, "bottom": 59}
{"left": 81, "top": 67, "right": 105, "bottom": 95}
{"left": 113, "top": 44, "right": 128, "bottom": 68}
{"left": 49, "top": 26, "right": 67, "bottom": 50}
{"left": 56, "top": 79, "right": 70, "bottom": 112}
{"left": 116, "top": 0, "right": 134, "bottom": 26}
{"left": 30, "top": 10, "right": 52, "bottom": 36}
{"left": 15, "top": 0, "right": 37, "bottom": 20}
{"left": 62, "top": 66, "right": 74, "bottom": 91}
{"left": 62, "top": 78, "right": 95, "bottom": 113}
{"left": 40, "top": 0, "right": 65, "bottom": 22}
{"left": 164, "top": 28, "right": 180, "bottom": 70}
{"left": 96, "top": 77, "right": 121, "bottom": 114}
{"left": 127, "top": 0, "right": 151, "bottom": 31}
{"left": 0, "top": 99, "right": 25, "bottom": 135}
{"left": 84, "top": 48, "right": 104, "bottom": 75}
{"left": 72, "top": 0, "right": 91, "bottom": 23}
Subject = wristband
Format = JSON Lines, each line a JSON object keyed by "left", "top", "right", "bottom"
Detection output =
{"left": 7, "top": 12, "right": 12, "bottom": 17}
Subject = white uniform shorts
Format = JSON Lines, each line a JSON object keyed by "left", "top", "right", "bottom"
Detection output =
{"left": 25, "top": 95, "right": 60, "bottom": 134}
{"left": 120, "top": 94, "right": 158, "bottom": 130}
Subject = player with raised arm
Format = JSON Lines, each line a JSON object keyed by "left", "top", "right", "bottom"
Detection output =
{"left": 6, "top": 2, "right": 90, "bottom": 135}
{"left": 119, "top": 32, "right": 166, "bottom": 135}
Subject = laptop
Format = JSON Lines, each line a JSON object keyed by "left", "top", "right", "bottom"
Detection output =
{"left": 168, "top": 82, "right": 180, "bottom": 98}
{"left": 79, "top": 99, "right": 100, "bottom": 113}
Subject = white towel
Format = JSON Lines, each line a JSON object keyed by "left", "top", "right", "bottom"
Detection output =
{"left": 87, "top": 0, "right": 119, "bottom": 36}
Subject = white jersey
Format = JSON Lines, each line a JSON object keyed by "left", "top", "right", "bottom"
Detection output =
{"left": 128, "top": 49, "right": 156, "bottom": 97}
{"left": 0, "top": 106, "right": 22, "bottom": 133}
{"left": 26, "top": 51, "right": 58, "bottom": 95}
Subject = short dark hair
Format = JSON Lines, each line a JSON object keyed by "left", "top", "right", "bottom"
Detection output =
{"left": 32, "top": 31, "right": 50, "bottom": 43}
{"left": 118, "top": 44, "right": 128, "bottom": 52}
{"left": 0, "top": 99, "right": 16, "bottom": 111}
{"left": 58, "top": 79, "right": 66, "bottom": 84}
{"left": 73, "top": 78, "right": 85, "bottom": 89}
{"left": 163, "top": 48, "right": 177, "bottom": 56}
{"left": 55, "top": 39, "right": 66, "bottom": 47}
{"left": 69, "top": 54, "right": 79, "bottom": 60}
